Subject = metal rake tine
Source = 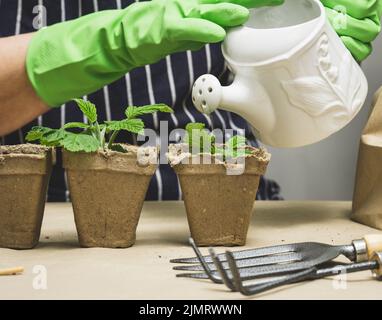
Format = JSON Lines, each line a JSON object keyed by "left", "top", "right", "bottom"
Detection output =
{"left": 175, "top": 268, "right": 298, "bottom": 283}
{"left": 175, "top": 258, "right": 323, "bottom": 281}
{"left": 176, "top": 272, "right": 209, "bottom": 279}
{"left": 170, "top": 240, "right": 296, "bottom": 264}
{"left": 226, "top": 251, "right": 317, "bottom": 296}
{"left": 226, "top": 251, "right": 245, "bottom": 293}
{"left": 209, "top": 248, "right": 236, "bottom": 291}
{"left": 188, "top": 238, "right": 223, "bottom": 284}
{"left": 173, "top": 252, "right": 302, "bottom": 271}
{"left": 211, "top": 250, "right": 284, "bottom": 292}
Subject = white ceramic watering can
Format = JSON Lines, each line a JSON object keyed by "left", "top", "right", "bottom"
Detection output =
{"left": 192, "top": 0, "right": 368, "bottom": 148}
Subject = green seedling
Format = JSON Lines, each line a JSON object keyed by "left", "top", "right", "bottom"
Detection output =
{"left": 26, "top": 99, "right": 173, "bottom": 153}
{"left": 184, "top": 123, "right": 253, "bottom": 159}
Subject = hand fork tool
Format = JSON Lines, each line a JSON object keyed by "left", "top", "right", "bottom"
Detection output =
{"left": 174, "top": 238, "right": 347, "bottom": 283}
{"left": 212, "top": 250, "right": 382, "bottom": 296}
{"left": 172, "top": 235, "right": 382, "bottom": 280}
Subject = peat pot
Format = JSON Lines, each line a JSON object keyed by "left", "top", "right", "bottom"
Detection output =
{"left": 0, "top": 144, "right": 54, "bottom": 249}
{"left": 168, "top": 144, "right": 270, "bottom": 246}
{"left": 63, "top": 145, "right": 157, "bottom": 248}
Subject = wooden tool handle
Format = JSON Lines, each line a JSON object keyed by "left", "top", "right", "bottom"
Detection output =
{"left": 0, "top": 266, "right": 24, "bottom": 276}
{"left": 364, "top": 234, "right": 382, "bottom": 258}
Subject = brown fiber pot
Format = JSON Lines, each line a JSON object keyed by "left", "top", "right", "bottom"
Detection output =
{"left": 0, "top": 144, "right": 54, "bottom": 249}
{"left": 62, "top": 146, "right": 157, "bottom": 248}
{"left": 170, "top": 146, "right": 270, "bottom": 246}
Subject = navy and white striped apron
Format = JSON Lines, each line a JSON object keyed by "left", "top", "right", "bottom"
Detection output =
{"left": 0, "top": 0, "right": 282, "bottom": 201}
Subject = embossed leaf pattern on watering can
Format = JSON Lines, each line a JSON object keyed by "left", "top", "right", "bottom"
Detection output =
{"left": 282, "top": 34, "right": 363, "bottom": 135}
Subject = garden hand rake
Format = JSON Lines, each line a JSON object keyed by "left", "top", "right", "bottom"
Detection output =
{"left": 172, "top": 235, "right": 382, "bottom": 280}
{"left": 212, "top": 250, "right": 382, "bottom": 296}
{"left": 174, "top": 238, "right": 348, "bottom": 283}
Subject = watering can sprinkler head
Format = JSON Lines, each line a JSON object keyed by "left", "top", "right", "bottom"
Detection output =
{"left": 192, "top": 75, "right": 222, "bottom": 115}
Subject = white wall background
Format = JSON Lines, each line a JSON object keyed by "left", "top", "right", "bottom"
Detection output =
{"left": 265, "top": 34, "right": 382, "bottom": 200}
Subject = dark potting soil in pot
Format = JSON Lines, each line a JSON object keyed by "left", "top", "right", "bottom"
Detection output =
{"left": 0, "top": 144, "right": 54, "bottom": 249}
{"left": 167, "top": 144, "right": 271, "bottom": 246}
{"left": 62, "top": 145, "right": 157, "bottom": 248}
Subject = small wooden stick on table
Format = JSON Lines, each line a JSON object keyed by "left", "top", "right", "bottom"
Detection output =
{"left": 0, "top": 267, "right": 24, "bottom": 276}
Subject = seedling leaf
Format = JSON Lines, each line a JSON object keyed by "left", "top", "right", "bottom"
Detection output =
{"left": 74, "top": 99, "right": 97, "bottom": 123}
{"left": 105, "top": 119, "right": 145, "bottom": 134}
{"left": 25, "top": 126, "right": 53, "bottom": 142}
{"left": 40, "top": 129, "right": 68, "bottom": 147}
{"left": 26, "top": 100, "right": 172, "bottom": 153}
{"left": 183, "top": 123, "right": 250, "bottom": 158}
{"left": 60, "top": 133, "right": 100, "bottom": 152}
{"left": 63, "top": 122, "right": 91, "bottom": 129}
{"left": 125, "top": 104, "right": 173, "bottom": 119}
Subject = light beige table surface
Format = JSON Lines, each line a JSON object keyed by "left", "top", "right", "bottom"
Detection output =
{"left": 0, "top": 201, "right": 381, "bottom": 300}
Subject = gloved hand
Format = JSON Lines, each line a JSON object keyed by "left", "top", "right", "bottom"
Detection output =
{"left": 26, "top": 0, "right": 283, "bottom": 107}
{"left": 322, "top": 0, "right": 382, "bottom": 61}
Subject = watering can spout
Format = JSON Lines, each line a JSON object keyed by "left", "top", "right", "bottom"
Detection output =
{"left": 192, "top": 74, "right": 276, "bottom": 140}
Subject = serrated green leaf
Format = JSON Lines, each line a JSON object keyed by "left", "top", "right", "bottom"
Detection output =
{"left": 125, "top": 104, "right": 173, "bottom": 119}
{"left": 61, "top": 133, "right": 100, "bottom": 152}
{"left": 73, "top": 99, "right": 97, "bottom": 123}
{"left": 40, "top": 129, "right": 68, "bottom": 147}
{"left": 105, "top": 118, "right": 144, "bottom": 134}
{"left": 63, "top": 122, "right": 90, "bottom": 130}
{"left": 25, "top": 126, "right": 53, "bottom": 142}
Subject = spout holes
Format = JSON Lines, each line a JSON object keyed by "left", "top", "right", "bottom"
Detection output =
{"left": 199, "top": 89, "right": 202, "bottom": 95}
{"left": 192, "top": 96, "right": 196, "bottom": 102}
{"left": 202, "top": 100, "right": 207, "bottom": 106}
{"left": 208, "top": 87, "right": 213, "bottom": 93}
{"left": 202, "top": 78, "right": 206, "bottom": 82}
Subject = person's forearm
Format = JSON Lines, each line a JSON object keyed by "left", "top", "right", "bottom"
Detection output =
{"left": 0, "top": 33, "right": 49, "bottom": 137}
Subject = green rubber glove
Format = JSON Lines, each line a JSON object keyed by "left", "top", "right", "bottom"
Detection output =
{"left": 26, "top": 0, "right": 283, "bottom": 107}
{"left": 322, "top": 0, "right": 382, "bottom": 61}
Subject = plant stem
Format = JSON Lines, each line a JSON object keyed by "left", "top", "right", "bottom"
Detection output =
{"left": 94, "top": 122, "right": 105, "bottom": 150}
{"left": 107, "top": 130, "right": 120, "bottom": 149}
{"left": 94, "top": 122, "right": 101, "bottom": 141}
